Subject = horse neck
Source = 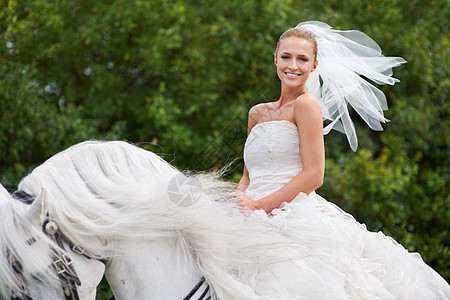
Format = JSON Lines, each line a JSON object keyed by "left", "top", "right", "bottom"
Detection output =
{"left": 105, "top": 236, "right": 203, "bottom": 299}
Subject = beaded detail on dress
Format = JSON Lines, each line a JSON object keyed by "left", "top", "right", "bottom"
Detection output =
{"left": 244, "top": 120, "right": 302, "bottom": 201}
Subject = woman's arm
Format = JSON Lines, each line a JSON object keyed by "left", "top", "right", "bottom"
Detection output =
{"left": 237, "top": 165, "right": 250, "bottom": 192}
{"left": 236, "top": 105, "right": 260, "bottom": 192}
{"left": 240, "top": 95, "right": 325, "bottom": 213}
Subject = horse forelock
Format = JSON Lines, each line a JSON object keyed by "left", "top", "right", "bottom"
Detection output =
{"left": 0, "top": 186, "right": 62, "bottom": 299}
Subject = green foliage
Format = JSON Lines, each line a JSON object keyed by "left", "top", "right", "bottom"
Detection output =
{"left": 1, "top": 0, "right": 448, "bottom": 297}
{"left": 306, "top": 0, "right": 450, "bottom": 280}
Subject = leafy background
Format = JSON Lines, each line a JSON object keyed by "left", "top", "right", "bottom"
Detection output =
{"left": 1, "top": 0, "right": 448, "bottom": 298}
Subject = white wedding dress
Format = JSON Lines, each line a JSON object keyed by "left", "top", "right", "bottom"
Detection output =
{"left": 242, "top": 120, "right": 450, "bottom": 299}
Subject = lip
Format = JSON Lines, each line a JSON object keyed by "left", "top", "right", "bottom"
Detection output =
{"left": 285, "top": 72, "right": 301, "bottom": 79}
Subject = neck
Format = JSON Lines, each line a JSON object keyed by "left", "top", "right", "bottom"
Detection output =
{"left": 106, "top": 238, "right": 203, "bottom": 299}
{"left": 278, "top": 84, "right": 307, "bottom": 107}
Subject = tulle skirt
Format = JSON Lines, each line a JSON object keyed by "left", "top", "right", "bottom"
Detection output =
{"left": 241, "top": 192, "right": 450, "bottom": 300}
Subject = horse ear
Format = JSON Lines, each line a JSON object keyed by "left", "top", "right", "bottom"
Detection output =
{"left": 0, "top": 183, "right": 11, "bottom": 202}
{"left": 27, "top": 188, "right": 47, "bottom": 223}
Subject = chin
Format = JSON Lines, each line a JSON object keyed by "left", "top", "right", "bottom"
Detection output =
{"left": 283, "top": 81, "right": 303, "bottom": 89}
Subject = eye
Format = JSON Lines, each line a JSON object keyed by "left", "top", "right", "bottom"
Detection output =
{"left": 281, "top": 55, "right": 290, "bottom": 59}
{"left": 298, "top": 57, "right": 308, "bottom": 62}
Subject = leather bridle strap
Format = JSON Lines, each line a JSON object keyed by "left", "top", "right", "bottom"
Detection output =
{"left": 182, "top": 276, "right": 210, "bottom": 300}
{"left": 42, "top": 219, "right": 81, "bottom": 300}
{"left": 107, "top": 276, "right": 210, "bottom": 300}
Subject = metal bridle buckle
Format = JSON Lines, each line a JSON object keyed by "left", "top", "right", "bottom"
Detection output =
{"left": 71, "top": 244, "right": 86, "bottom": 256}
{"left": 44, "top": 220, "right": 59, "bottom": 235}
{"left": 52, "top": 253, "right": 73, "bottom": 275}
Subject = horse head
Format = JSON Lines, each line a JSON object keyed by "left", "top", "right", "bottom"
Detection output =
{"left": 0, "top": 141, "right": 212, "bottom": 300}
{"left": 0, "top": 184, "right": 105, "bottom": 300}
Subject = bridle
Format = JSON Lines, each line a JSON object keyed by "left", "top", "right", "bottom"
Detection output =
{"left": 9, "top": 190, "right": 211, "bottom": 300}
{"left": 10, "top": 190, "right": 104, "bottom": 300}
{"left": 106, "top": 276, "right": 210, "bottom": 300}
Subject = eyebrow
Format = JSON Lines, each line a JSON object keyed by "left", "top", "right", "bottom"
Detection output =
{"left": 280, "top": 51, "right": 310, "bottom": 57}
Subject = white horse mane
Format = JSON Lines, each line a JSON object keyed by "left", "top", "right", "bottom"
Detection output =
{"left": 0, "top": 141, "right": 304, "bottom": 299}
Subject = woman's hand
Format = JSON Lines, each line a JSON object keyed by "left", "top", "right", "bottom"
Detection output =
{"left": 230, "top": 192, "right": 260, "bottom": 211}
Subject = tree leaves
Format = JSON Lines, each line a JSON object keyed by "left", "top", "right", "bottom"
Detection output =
{"left": 1, "top": 0, "right": 448, "bottom": 293}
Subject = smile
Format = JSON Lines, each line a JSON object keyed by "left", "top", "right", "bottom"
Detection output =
{"left": 285, "top": 72, "right": 300, "bottom": 78}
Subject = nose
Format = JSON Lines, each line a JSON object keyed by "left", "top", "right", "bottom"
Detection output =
{"left": 289, "top": 59, "right": 298, "bottom": 70}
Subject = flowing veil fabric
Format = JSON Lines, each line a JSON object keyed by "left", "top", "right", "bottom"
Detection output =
{"left": 297, "top": 21, "right": 407, "bottom": 150}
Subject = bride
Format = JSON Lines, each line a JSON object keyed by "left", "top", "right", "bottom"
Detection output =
{"left": 231, "top": 21, "right": 450, "bottom": 299}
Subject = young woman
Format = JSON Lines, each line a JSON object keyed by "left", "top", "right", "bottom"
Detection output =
{"left": 232, "top": 21, "right": 450, "bottom": 299}
{"left": 235, "top": 27, "right": 324, "bottom": 213}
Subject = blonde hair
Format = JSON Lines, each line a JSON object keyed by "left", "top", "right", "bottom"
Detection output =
{"left": 275, "top": 28, "right": 318, "bottom": 61}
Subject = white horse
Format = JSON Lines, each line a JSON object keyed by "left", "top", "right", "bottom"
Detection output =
{"left": 0, "top": 141, "right": 303, "bottom": 300}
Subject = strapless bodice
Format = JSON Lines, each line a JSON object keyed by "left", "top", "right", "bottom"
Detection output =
{"left": 243, "top": 120, "right": 302, "bottom": 200}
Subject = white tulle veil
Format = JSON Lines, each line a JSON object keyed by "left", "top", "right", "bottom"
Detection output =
{"left": 296, "top": 21, "right": 407, "bottom": 151}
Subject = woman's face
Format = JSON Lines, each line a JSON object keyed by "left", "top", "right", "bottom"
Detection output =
{"left": 274, "top": 37, "right": 318, "bottom": 89}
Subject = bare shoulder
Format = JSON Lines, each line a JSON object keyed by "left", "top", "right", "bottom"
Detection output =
{"left": 249, "top": 102, "right": 270, "bottom": 115}
{"left": 294, "top": 93, "right": 321, "bottom": 116}
{"left": 293, "top": 93, "right": 322, "bottom": 125}
{"left": 294, "top": 93, "right": 320, "bottom": 111}
{"left": 248, "top": 102, "right": 272, "bottom": 122}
